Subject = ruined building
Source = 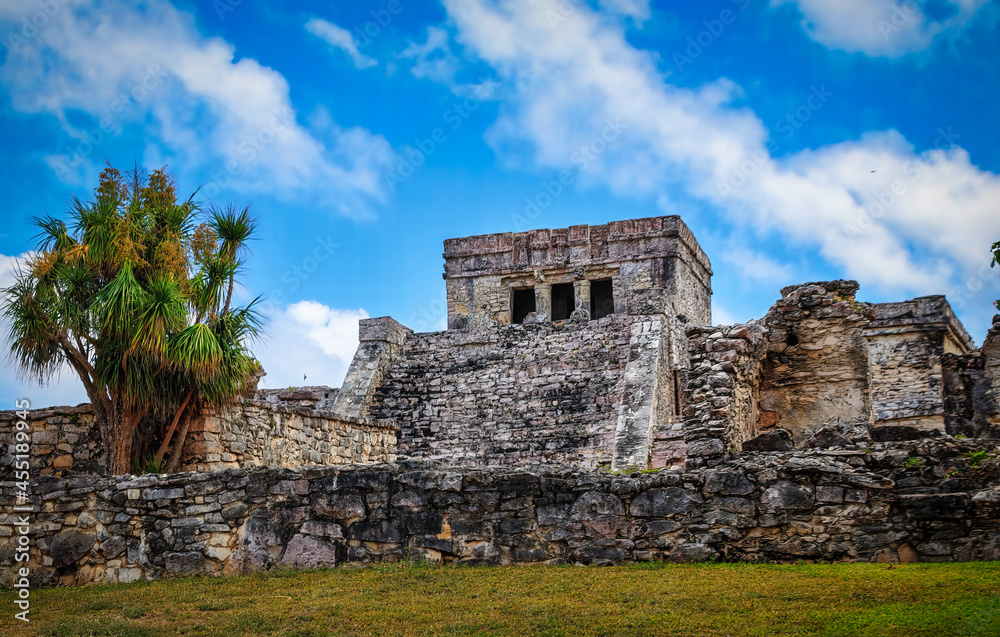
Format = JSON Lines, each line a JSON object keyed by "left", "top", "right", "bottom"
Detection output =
{"left": 6, "top": 214, "right": 1000, "bottom": 584}
{"left": 8, "top": 215, "right": 1000, "bottom": 478}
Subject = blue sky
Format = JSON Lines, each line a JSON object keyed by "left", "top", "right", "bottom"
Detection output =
{"left": 1, "top": 0, "right": 999, "bottom": 406}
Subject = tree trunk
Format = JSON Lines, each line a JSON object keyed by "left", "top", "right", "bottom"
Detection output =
{"left": 165, "top": 408, "right": 194, "bottom": 473}
{"left": 102, "top": 402, "right": 134, "bottom": 475}
{"left": 155, "top": 388, "right": 194, "bottom": 464}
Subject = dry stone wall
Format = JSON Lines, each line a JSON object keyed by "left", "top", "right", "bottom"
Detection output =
{"left": 865, "top": 296, "right": 973, "bottom": 430}
{"left": 683, "top": 323, "right": 768, "bottom": 464}
{"left": 3, "top": 437, "right": 999, "bottom": 587}
{"left": 0, "top": 394, "right": 396, "bottom": 478}
{"left": 375, "top": 315, "right": 636, "bottom": 469}
{"left": 943, "top": 316, "right": 1000, "bottom": 438}
{"left": 176, "top": 401, "right": 397, "bottom": 473}
{"left": 759, "top": 281, "right": 873, "bottom": 441}
{"left": 0, "top": 405, "right": 103, "bottom": 478}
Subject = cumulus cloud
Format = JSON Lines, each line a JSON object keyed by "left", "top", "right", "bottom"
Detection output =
{"left": 441, "top": 0, "right": 1000, "bottom": 299}
{"left": 0, "top": 0, "right": 394, "bottom": 216}
{"left": 256, "top": 302, "right": 368, "bottom": 390}
{"left": 0, "top": 253, "right": 89, "bottom": 407}
{"left": 772, "top": 0, "right": 990, "bottom": 57}
{"left": 306, "top": 18, "right": 378, "bottom": 69}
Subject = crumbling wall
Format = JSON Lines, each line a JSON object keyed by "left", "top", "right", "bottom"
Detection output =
{"left": 176, "top": 401, "right": 397, "bottom": 473}
{"left": 5, "top": 437, "right": 999, "bottom": 587}
{"left": 0, "top": 405, "right": 103, "bottom": 477}
{"left": 375, "top": 316, "right": 635, "bottom": 469}
{"left": 864, "top": 296, "right": 973, "bottom": 430}
{"left": 682, "top": 322, "right": 768, "bottom": 464}
{"left": 758, "top": 281, "right": 873, "bottom": 442}
{"left": 943, "top": 316, "right": 1000, "bottom": 438}
{"left": 0, "top": 391, "right": 397, "bottom": 478}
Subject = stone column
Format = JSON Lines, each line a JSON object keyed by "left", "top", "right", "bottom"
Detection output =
{"left": 573, "top": 279, "right": 591, "bottom": 319}
{"left": 534, "top": 284, "right": 552, "bottom": 322}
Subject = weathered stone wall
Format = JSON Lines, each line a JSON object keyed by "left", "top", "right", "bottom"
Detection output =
{"left": 332, "top": 317, "right": 412, "bottom": 424}
{"left": 683, "top": 323, "right": 768, "bottom": 464}
{"left": 943, "top": 316, "right": 1000, "bottom": 438}
{"left": 0, "top": 395, "right": 397, "bottom": 478}
{"left": 375, "top": 316, "right": 636, "bottom": 469}
{"left": 175, "top": 401, "right": 397, "bottom": 473}
{"left": 442, "top": 216, "right": 712, "bottom": 329}
{"left": 759, "top": 281, "right": 874, "bottom": 441}
{"left": 0, "top": 405, "right": 103, "bottom": 478}
{"left": 865, "top": 296, "right": 973, "bottom": 430}
{"left": 4, "top": 437, "right": 998, "bottom": 587}
{"left": 683, "top": 282, "right": 983, "bottom": 461}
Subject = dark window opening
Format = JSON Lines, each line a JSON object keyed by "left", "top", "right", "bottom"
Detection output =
{"left": 512, "top": 288, "right": 535, "bottom": 324}
{"left": 551, "top": 283, "right": 575, "bottom": 321}
{"left": 591, "top": 279, "right": 615, "bottom": 319}
{"left": 786, "top": 332, "right": 799, "bottom": 347}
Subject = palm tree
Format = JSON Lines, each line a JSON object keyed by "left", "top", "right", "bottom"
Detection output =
{"left": 2, "top": 164, "right": 263, "bottom": 474}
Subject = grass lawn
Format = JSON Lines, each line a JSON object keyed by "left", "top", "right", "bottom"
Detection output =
{"left": 1, "top": 562, "right": 999, "bottom": 636}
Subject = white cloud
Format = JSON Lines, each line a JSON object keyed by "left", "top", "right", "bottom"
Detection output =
{"left": 598, "top": 0, "right": 651, "bottom": 21}
{"left": 442, "top": 0, "right": 1000, "bottom": 299}
{"left": 401, "top": 27, "right": 456, "bottom": 82}
{"left": 257, "top": 302, "right": 368, "bottom": 390}
{"left": 0, "top": 253, "right": 89, "bottom": 408}
{"left": 0, "top": 0, "right": 394, "bottom": 217}
{"left": 772, "top": 0, "right": 989, "bottom": 57}
{"left": 721, "top": 247, "right": 795, "bottom": 284}
{"left": 306, "top": 18, "right": 378, "bottom": 69}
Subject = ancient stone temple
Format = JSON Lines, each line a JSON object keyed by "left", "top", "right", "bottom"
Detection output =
{"left": 6, "top": 214, "right": 1000, "bottom": 584}
{"left": 341, "top": 217, "right": 711, "bottom": 472}
{"left": 440, "top": 216, "right": 711, "bottom": 329}
{"left": 8, "top": 215, "right": 1000, "bottom": 478}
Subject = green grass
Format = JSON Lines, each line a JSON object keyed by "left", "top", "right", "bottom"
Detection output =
{"left": 2, "top": 562, "right": 998, "bottom": 636}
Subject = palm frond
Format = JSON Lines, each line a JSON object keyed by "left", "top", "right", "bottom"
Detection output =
{"left": 1, "top": 267, "right": 62, "bottom": 383}
{"left": 209, "top": 204, "right": 258, "bottom": 262}
{"left": 90, "top": 264, "right": 148, "bottom": 338}
{"left": 168, "top": 323, "right": 223, "bottom": 380}
{"left": 31, "top": 215, "right": 73, "bottom": 252}
{"left": 131, "top": 274, "right": 186, "bottom": 360}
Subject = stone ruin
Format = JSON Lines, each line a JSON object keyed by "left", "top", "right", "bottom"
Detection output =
{"left": 5, "top": 215, "right": 1000, "bottom": 476}
{"left": 3, "top": 215, "right": 1000, "bottom": 584}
